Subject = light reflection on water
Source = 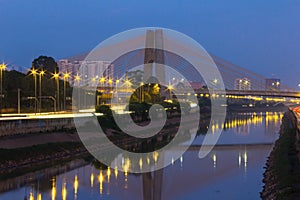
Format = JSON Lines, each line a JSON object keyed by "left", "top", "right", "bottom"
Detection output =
{"left": 195, "top": 112, "right": 283, "bottom": 145}
{"left": 0, "top": 112, "right": 283, "bottom": 200}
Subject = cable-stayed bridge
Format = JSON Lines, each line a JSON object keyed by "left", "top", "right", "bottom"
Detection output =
{"left": 61, "top": 29, "right": 299, "bottom": 99}
{"left": 62, "top": 51, "right": 299, "bottom": 98}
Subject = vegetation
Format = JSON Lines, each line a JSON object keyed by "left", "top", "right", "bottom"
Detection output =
{"left": 0, "top": 142, "right": 91, "bottom": 179}
{"left": 262, "top": 111, "right": 300, "bottom": 199}
{"left": 1, "top": 56, "right": 72, "bottom": 112}
{"left": 95, "top": 104, "right": 113, "bottom": 116}
{"left": 32, "top": 55, "right": 59, "bottom": 74}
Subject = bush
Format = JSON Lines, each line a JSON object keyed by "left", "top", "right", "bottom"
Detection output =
{"left": 95, "top": 105, "right": 112, "bottom": 116}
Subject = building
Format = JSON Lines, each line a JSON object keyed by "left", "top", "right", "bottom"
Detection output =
{"left": 188, "top": 81, "right": 203, "bottom": 90}
{"left": 265, "top": 78, "right": 280, "bottom": 91}
{"left": 234, "top": 78, "right": 251, "bottom": 90}
{"left": 57, "top": 59, "right": 114, "bottom": 86}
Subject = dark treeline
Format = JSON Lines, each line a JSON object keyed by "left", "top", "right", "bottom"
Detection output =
{"left": 1, "top": 56, "right": 71, "bottom": 112}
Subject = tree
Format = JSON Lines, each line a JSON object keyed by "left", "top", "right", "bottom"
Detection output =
{"left": 32, "top": 56, "right": 58, "bottom": 74}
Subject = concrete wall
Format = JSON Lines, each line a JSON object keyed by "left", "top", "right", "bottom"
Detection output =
{"left": 0, "top": 118, "right": 75, "bottom": 137}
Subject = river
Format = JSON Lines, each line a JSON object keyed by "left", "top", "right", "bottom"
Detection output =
{"left": 0, "top": 111, "right": 283, "bottom": 200}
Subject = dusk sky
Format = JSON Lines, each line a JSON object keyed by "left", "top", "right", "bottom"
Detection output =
{"left": 0, "top": 0, "right": 299, "bottom": 88}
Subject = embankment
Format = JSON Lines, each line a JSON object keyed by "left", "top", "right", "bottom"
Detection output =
{"left": 0, "top": 117, "right": 75, "bottom": 136}
{"left": 0, "top": 142, "right": 90, "bottom": 180}
{"left": 261, "top": 110, "right": 300, "bottom": 199}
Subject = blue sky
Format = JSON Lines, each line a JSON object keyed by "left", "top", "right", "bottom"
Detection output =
{"left": 0, "top": 0, "right": 299, "bottom": 88}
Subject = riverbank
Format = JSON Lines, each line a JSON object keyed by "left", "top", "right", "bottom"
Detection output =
{"left": 0, "top": 112, "right": 187, "bottom": 180}
{"left": 261, "top": 110, "right": 300, "bottom": 199}
{"left": 0, "top": 142, "right": 91, "bottom": 180}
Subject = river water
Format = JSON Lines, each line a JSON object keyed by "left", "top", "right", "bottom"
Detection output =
{"left": 0, "top": 112, "right": 283, "bottom": 200}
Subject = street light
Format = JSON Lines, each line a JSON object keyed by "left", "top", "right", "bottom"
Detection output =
{"left": 213, "top": 79, "right": 218, "bottom": 85}
{"left": 124, "top": 79, "right": 132, "bottom": 93}
{"left": 140, "top": 82, "right": 144, "bottom": 103}
{"left": 0, "top": 62, "right": 7, "bottom": 113}
{"left": 75, "top": 73, "right": 81, "bottom": 84}
{"left": 74, "top": 74, "right": 81, "bottom": 109}
{"left": 30, "top": 68, "right": 37, "bottom": 113}
{"left": 108, "top": 78, "right": 113, "bottom": 93}
{"left": 100, "top": 77, "right": 105, "bottom": 93}
{"left": 52, "top": 72, "right": 60, "bottom": 111}
{"left": 39, "top": 70, "right": 45, "bottom": 113}
{"left": 63, "top": 72, "right": 70, "bottom": 110}
{"left": 167, "top": 84, "right": 174, "bottom": 101}
{"left": 116, "top": 79, "right": 120, "bottom": 103}
{"left": 91, "top": 77, "right": 97, "bottom": 85}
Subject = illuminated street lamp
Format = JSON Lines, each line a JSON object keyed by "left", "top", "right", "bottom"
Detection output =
{"left": 140, "top": 82, "right": 144, "bottom": 103}
{"left": 167, "top": 84, "right": 174, "bottom": 101}
{"left": 0, "top": 62, "right": 7, "bottom": 113}
{"left": 100, "top": 77, "right": 105, "bottom": 92}
{"left": 52, "top": 72, "right": 60, "bottom": 111}
{"left": 91, "top": 77, "right": 97, "bottom": 86}
{"left": 212, "top": 79, "right": 218, "bottom": 85}
{"left": 75, "top": 74, "right": 81, "bottom": 84}
{"left": 115, "top": 79, "right": 120, "bottom": 102}
{"left": 100, "top": 77, "right": 105, "bottom": 83}
{"left": 30, "top": 68, "right": 38, "bottom": 113}
{"left": 74, "top": 74, "right": 81, "bottom": 109}
{"left": 63, "top": 72, "right": 70, "bottom": 110}
{"left": 124, "top": 79, "right": 132, "bottom": 93}
{"left": 115, "top": 79, "right": 120, "bottom": 86}
{"left": 39, "top": 70, "right": 45, "bottom": 112}
{"left": 108, "top": 78, "right": 113, "bottom": 93}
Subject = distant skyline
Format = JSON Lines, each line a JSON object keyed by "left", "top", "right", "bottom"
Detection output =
{"left": 0, "top": 0, "right": 299, "bottom": 88}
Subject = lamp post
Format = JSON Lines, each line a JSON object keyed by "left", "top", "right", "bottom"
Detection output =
{"left": 108, "top": 78, "right": 113, "bottom": 94}
{"left": 167, "top": 84, "right": 174, "bottom": 101}
{"left": 124, "top": 79, "right": 132, "bottom": 94}
{"left": 30, "top": 68, "right": 37, "bottom": 113}
{"left": 75, "top": 74, "right": 81, "bottom": 85}
{"left": 53, "top": 72, "right": 60, "bottom": 111}
{"left": 140, "top": 82, "right": 144, "bottom": 103}
{"left": 116, "top": 79, "right": 120, "bottom": 104}
{"left": 0, "top": 62, "right": 7, "bottom": 113}
{"left": 63, "top": 72, "right": 69, "bottom": 110}
{"left": 91, "top": 77, "right": 97, "bottom": 86}
{"left": 100, "top": 77, "right": 105, "bottom": 93}
{"left": 39, "top": 70, "right": 45, "bottom": 113}
{"left": 75, "top": 74, "right": 81, "bottom": 110}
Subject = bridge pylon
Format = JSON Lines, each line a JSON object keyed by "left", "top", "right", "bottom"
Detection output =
{"left": 143, "top": 29, "right": 166, "bottom": 84}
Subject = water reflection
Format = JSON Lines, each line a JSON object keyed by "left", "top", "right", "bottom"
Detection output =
{"left": 90, "top": 172, "right": 94, "bottom": 188}
{"left": 195, "top": 112, "right": 282, "bottom": 146}
{"left": 61, "top": 182, "right": 67, "bottom": 200}
{"left": 4, "top": 145, "right": 271, "bottom": 200}
{"left": 51, "top": 177, "right": 56, "bottom": 200}
{"left": 0, "top": 112, "right": 283, "bottom": 200}
{"left": 74, "top": 175, "right": 78, "bottom": 199}
{"left": 220, "top": 112, "right": 283, "bottom": 135}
